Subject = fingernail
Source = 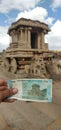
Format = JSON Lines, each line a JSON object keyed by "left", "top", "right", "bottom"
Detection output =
{"left": 13, "top": 88, "right": 18, "bottom": 94}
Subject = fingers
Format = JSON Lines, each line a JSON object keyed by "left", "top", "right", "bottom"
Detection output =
{"left": 0, "top": 88, "right": 18, "bottom": 103}
{"left": 0, "top": 78, "right": 18, "bottom": 103}
{"left": 0, "top": 79, "right": 8, "bottom": 91}
{"left": 0, "top": 79, "right": 8, "bottom": 86}
{"left": 3, "top": 99, "right": 16, "bottom": 103}
{"left": 0, "top": 86, "right": 8, "bottom": 91}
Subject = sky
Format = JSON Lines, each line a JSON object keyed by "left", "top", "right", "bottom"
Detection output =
{"left": 0, "top": 0, "right": 61, "bottom": 51}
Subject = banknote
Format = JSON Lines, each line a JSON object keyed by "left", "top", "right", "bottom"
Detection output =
{"left": 7, "top": 79, "right": 52, "bottom": 102}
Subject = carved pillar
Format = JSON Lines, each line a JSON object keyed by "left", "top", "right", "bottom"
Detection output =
{"left": 28, "top": 27, "right": 32, "bottom": 49}
{"left": 41, "top": 31, "right": 44, "bottom": 49}
{"left": 38, "top": 32, "right": 41, "bottom": 49}
{"left": 20, "top": 27, "right": 23, "bottom": 41}
{"left": 16, "top": 29, "right": 20, "bottom": 47}
{"left": 10, "top": 31, "right": 14, "bottom": 42}
{"left": 25, "top": 28, "right": 28, "bottom": 42}
{"left": 18, "top": 27, "right": 26, "bottom": 48}
{"left": 10, "top": 30, "right": 17, "bottom": 42}
{"left": 14, "top": 31, "right": 18, "bottom": 42}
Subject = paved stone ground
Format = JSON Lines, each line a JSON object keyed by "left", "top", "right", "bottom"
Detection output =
{"left": 45, "top": 116, "right": 61, "bottom": 130}
{"left": 0, "top": 69, "right": 61, "bottom": 130}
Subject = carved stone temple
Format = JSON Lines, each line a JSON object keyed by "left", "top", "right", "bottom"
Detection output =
{"left": 3, "top": 18, "right": 60, "bottom": 78}
{"left": 8, "top": 18, "right": 50, "bottom": 50}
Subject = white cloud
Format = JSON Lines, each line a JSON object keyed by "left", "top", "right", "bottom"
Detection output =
{"left": 45, "top": 20, "right": 61, "bottom": 50}
{"left": 46, "top": 17, "right": 54, "bottom": 26}
{"left": 0, "top": 26, "right": 10, "bottom": 51}
{"left": 16, "top": 7, "right": 54, "bottom": 26}
{"left": 51, "top": 0, "right": 61, "bottom": 9}
{"left": 16, "top": 7, "right": 48, "bottom": 22}
{"left": 0, "top": 26, "right": 8, "bottom": 34}
{"left": 0, "top": 0, "right": 40, "bottom": 13}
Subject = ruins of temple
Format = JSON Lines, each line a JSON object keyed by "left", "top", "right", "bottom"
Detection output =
{"left": 2, "top": 18, "right": 61, "bottom": 78}
{"left": 8, "top": 18, "right": 50, "bottom": 50}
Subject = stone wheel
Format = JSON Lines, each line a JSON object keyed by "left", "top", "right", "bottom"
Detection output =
{"left": 3, "top": 59, "right": 10, "bottom": 71}
{"left": 10, "top": 58, "right": 17, "bottom": 73}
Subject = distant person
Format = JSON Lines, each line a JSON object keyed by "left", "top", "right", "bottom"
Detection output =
{"left": 0, "top": 79, "right": 18, "bottom": 103}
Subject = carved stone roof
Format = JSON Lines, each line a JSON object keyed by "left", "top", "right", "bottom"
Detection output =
{"left": 8, "top": 18, "right": 50, "bottom": 33}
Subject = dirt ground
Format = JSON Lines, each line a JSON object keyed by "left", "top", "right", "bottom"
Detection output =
{"left": 0, "top": 68, "right": 61, "bottom": 130}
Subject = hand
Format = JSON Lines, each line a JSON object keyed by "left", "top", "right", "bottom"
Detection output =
{"left": 0, "top": 79, "right": 18, "bottom": 103}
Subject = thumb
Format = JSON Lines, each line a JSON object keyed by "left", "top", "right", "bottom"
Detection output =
{"left": 0, "top": 88, "right": 18, "bottom": 102}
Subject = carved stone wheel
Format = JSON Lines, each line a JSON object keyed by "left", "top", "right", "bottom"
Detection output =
{"left": 3, "top": 59, "right": 10, "bottom": 71}
{"left": 10, "top": 58, "right": 17, "bottom": 73}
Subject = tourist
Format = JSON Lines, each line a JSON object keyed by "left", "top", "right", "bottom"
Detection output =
{"left": 0, "top": 79, "right": 18, "bottom": 103}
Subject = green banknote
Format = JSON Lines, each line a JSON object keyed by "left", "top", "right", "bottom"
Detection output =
{"left": 7, "top": 79, "right": 52, "bottom": 102}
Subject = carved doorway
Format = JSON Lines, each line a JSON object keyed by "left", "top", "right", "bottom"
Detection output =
{"left": 31, "top": 32, "right": 37, "bottom": 49}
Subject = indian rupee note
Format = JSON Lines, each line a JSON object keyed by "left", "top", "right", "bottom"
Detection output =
{"left": 7, "top": 79, "right": 52, "bottom": 102}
